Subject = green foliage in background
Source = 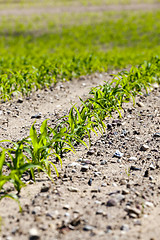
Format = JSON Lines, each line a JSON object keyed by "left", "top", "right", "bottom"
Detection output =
{"left": 0, "top": 10, "right": 160, "bottom": 100}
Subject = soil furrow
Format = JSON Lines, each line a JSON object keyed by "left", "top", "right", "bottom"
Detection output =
{"left": 0, "top": 3, "right": 160, "bottom": 15}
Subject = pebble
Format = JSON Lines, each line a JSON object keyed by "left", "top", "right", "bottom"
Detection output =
{"left": 46, "top": 212, "right": 54, "bottom": 219}
{"left": 112, "top": 183, "right": 117, "bottom": 187}
{"left": 128, "top": 156, "right": 137, "bottom": 162}
{"left": 149, "top": 176, "right": 153, "bottom": 181}
{"left": 101, "top": 183, "right": 107, "bottom": 187}
{"left": 113, "top": 150, "right": 123, "bottom": 158}
{"left": 107, "top": 123, "right": 112, "bottom": 130}
{"left": 31, "top": 113, "right": 41, "bottom": 119}
{"left": 11, "top": 227, "right": 19, "bottom": 235}
{"left": 122, "top": 189, "right": 129, "bottom": 195}
{"left": 152, "top": 82, "right": 159, "bottom": 88}
{"left": 153, "top": 133, "right": 160, "bottom": 138}
{"left": 106, "top": 198, "right": 117, "bottom": 207}
{"left": 68, "top": 187, "right": 78, "bottom": 192}
{"left": 145, "top": 201, "right": 154, "bottom": 208}
{"left": 94, "top": 172, "right": 101, "bottom": 177}
{"left": 87, "top": 149, "right": 95, "bottom": 155}
{"left": 92, "top": 230, "right": 105, "bottom": 236}
{"left": 96, "top": 151, "right": 101, "bottom": 156}
{"left": 96, "top": 209, "right": 104, "bottom": 215}
{"left": 112, "top": 119, "right": 121, "bottom": 124}
{"left": 91, "top": 189, "right": 98, "bottom": 193}
{"left": 68, "top": 162, "right": 80, "bottom": 168}
{"left": 109, "top": 190, "right": 120, "bottom": 195}
{"left": 64, "top": 212, "right": 70, "bottom": 217}
{"left": 140, "top": 144, "right": 149, "bottom": 151}
{"left": 130, "top": 165, "right": 142, "bottom": 171}
{"left": 31, "top": 206, "right": 41, "bottom": 215}
{"left": 6, "top": 237, "right": 13, "bottom": 240}
{"left": 81, "top": 166, "right": 89, "bottom": 172}
{"left": 122, "top": 121, "right": 126, "bottom": 126}
{"left": 133, "top": 130, "right": 140, "bottom": 135}
{"left": 39, "top": 224, "right": 48, "bottom": 231}
{"left": 63, "top": 205, "right": 70, "bottom": 210}
{"left": 73, "top": 209, "right": 80, "bottom": 214}
{"left": 146, "top": 154, "right": 152, "bottom": 160}
{"left": 129, "top": 213, "right": 139, "bottom": 219}
{"left": 40, "top": 184, "right": 50, "bottom": 193}
{"left": 128, "top": 108, "right": 133, "bottom": 113}
{"left": 149, "top": 163, "right": 155, "bottom": 170}
{"left": 83, "top": 225, "right": 94, "bottom": 231}
{"left": 88, "top": 178, "right": 92, "bottom": 186}
{"left": 116, "top": 194, "right": 125, "bottom": 203}
{"left": 124, "top": 206, "right": 141, "bottom": 217}
{"left": 144, "top": 169, "right": 149, "bottom": 177}
{"left": 111, "top": 160, "right": 117, "bottom": 163}
{"left": 80, "top": 159, "right": 91, "bottom": 165}
{"left": 120, "top": 224, "right": 129, "bottom": 232}
{"left": 106, "top": 225, "right": 112, "bottom": 233}
{"left": 120, "top": 179, "right": 127, "bottom": 185}
{"left": 29, "top": 228, "right": 40, "bottom": 240}
{"left": 133, "top": 219, "right": 142, "bottom": 226}
{"left": 100, "top": 160, "right": 107, "bottom": 165}
{"left": 137, "top": 102, "right": 145, "bottom": 107}
{"left": 94, "top": 200, "right": 101, "bottom": 205}
{"left": 121, "top": 129, "right": 128, "bottom": 136}
{"left": 17, "top": 98, "right": 23, "bottom": 103}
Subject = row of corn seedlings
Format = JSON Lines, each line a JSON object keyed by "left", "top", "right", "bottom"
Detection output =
{"left": 0, "top": 56, "right": 159, "bottom": 210}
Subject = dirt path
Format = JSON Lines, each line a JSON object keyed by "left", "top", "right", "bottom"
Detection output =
{"left": 0, "top": 72, "right": 160, "bottom": 240}
{"left": 0, "top": 3, "right": 160, "bottom": 15}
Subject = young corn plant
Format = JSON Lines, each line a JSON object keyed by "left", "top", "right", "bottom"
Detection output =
{"left": 62, "top": 105, "right": 96, "bottom": 147}
{"left": 0, "top": 149, "right": 22, "bottom": 211}
{"left": 48, "top": 124, "right": 75, "bottom": 161}
{"left": 1, "top": 140, "right": 46, "bottom": 193}
{"left": 87, "top": 82, "right": 123, "bottom": 121}
{"left": 79, "top": 99, "right": 105, "bottom": 138}
{"left": 23, "top": 120, "right": 60, "bottom": 180}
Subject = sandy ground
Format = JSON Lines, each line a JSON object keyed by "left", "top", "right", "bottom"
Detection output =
{"left": 0, "top": 71, "right": 160, "bottom": 240}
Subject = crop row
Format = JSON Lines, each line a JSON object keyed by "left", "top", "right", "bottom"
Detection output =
{"left": 0, "top": 56, "right": 159, "bottom": 209}
{"left": 0, "top": 10, "right": 160, "bottom": 100}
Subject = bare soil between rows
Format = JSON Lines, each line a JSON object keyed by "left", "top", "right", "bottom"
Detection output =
{"left": 0, "top": 3, "right": 160, "bottom": 15}
{"left": 0, "top": 71, "right": 160, "bottom": 240}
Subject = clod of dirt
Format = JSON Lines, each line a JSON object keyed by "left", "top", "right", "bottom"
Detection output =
{"left": 106, "top": 198, "right": 118, "bottom": 207}
{"left": 29, "top": 228, "right": 40, "bottom": 240}
{"left": 124, "top": 206, "right": 141, "bottom": 218}
{"left": 140, "top": 144, "right": 149, "bottom": 151}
